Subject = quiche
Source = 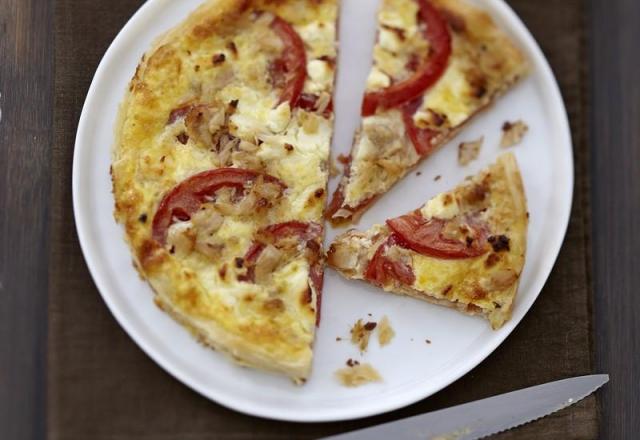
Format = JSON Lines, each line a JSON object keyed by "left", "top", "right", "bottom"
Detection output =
{"left": 111, "top": 0, "right": 338, "bottom": 382}
{"left": 326, "top": 0, "right": 529, "bottom": 225}
{"left": 327, "top": 153, "right": 528, "bottom": 329}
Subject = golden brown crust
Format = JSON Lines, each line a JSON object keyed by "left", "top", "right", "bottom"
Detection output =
{"left": 112, "top": 0, "right": 338, "bottom": 381}
{"left": 328, "top": 153, "right": 528, "bottom": 329}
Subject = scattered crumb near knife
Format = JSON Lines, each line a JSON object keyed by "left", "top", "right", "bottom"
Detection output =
{"left": 458, "top": 137, "right": 484, "bottom": 166}
{"left": 434, "top": 175, "right": 441, "bottom": 181}
{"left": 350, "top": 319, "right": 377, "bottom": 352}
{"left": 378, "top": 315, "right": 395, "bottom": 347}
{"left": 500, "top": 120, "right": 528, "bottom": 148}
{"left": 335, "top": 363, "right": 382, "bottom": 387}
{"left": 425, "top": 339, "right": 431, "bottom": 344}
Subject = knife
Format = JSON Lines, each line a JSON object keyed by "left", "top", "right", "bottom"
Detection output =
{"left": 321, "top": 374, "right": 608, "bottom": 440}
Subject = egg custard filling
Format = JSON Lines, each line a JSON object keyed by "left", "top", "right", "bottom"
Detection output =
{"left": 328, "top": 154, "right": 528, "bottom": 330}
{"left": 326, "top": 0, "right": 529, "bottom": 225}
{"left": 112, "top": 0, "right": 338, "bottom": 382}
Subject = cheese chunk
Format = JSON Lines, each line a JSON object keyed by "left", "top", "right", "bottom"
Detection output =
{"left": 420, "top": 193, "right": 461, "bottom": 220}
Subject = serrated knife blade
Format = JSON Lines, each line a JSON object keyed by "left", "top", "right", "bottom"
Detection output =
{"left": 321, "top": 374, "right": 608, "bottom": 440}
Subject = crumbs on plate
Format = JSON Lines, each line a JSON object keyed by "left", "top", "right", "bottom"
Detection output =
{"left": 335, "top": 363, "right": 382, "bottom": 387}
{"left": 500, "top": 120, "right": 528, "bottom": 148}
{"left": 458, "top": 136, "right": 484, "bottom": 166}
{"left": 350, "top": 319, "right": 377, "bottom": 352}
{"left": 377, "top": 315, "right": 395, "bottom": 347}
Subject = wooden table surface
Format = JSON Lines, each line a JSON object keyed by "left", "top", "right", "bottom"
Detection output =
{"left": 0, "top": 0, "right": 638, "bottom": 438}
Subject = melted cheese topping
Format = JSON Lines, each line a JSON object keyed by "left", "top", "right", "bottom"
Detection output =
{"left": 339, "top": 0, "right": 528, "bottom": 213}
{"left": 366, "top": 67, "right": 391, "bottom": 91}
{"left": 112, "top": 0, "right": 338, "bottom": 380}
{"left": 371, "top": 0, "right": 426, "bottom": 82}
{"left": 330, "top": 154, "right": 528, "bottom": 329}
{"left": 418, "top": 54, "right": 474, "bottom": 127}
{"left": 413, "top": 156, "right": 527, "bottom": 324}
{"left": 420, "top": 192, "right": 461, "bottom": 219}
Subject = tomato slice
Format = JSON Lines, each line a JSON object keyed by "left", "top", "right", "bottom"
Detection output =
{"left": 364, "top": 235, "right": 416, "bottom": 287}
{"left": 270, "top": 16, "right": 307, "bottom": 108}
{"left": 387, "top": 212, "right": 488, "bottom": 259}
{"left": 361, "top": 0, "right": 451, "bottom": 116}
{"left": 402, "top": 98, "right": 439, "bottom": 156}
{"left": 151, "top": 168, "right": 285, "bottom": 244}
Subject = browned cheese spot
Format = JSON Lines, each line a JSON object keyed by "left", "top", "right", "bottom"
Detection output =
{"left": 488, "top": 235, "right": 510, "bottom": 252}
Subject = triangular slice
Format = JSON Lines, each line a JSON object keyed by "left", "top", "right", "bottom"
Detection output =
{"left": 112, "top": 0, "right": 339, "bottom": 382}
{"left": 326, "top": 0, "right": 528, "bottom": 225}
{"left": 327, "top": 153, "right": 527, "bottom": 329}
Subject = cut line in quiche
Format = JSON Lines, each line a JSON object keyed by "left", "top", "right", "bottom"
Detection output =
{"left": 327, "top": 153, "right": 528, "bottom": 329}
{"left": 326, "top": 0, "right": 529, "bottom": 225}
{"left": 111, "top": 0, "right": 338, "bottom": 382}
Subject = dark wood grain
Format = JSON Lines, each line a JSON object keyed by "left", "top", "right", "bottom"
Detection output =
{"left": 47, "top": 0, "right": 597, "bottom": 439}
{"left": 590, "top": 0, "right": 640, "bottom": 438}
{"left": 0, "top": 0, "right": 53, "bottom": 438}
{"left": 1, "top": 0, "right": 639, "bottom": 438}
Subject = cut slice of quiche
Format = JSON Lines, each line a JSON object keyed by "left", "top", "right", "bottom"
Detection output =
{"left": 327, "top": 153, "right": 528, "bottom": 329}
{"left": 111, "top": 0, "right": 338, "bottom": 382}
{"left": 326, "top": 0, "right": 528, "bottom": 225}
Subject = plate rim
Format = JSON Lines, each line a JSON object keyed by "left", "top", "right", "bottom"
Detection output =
{"left": 72, "top": 0, "right": 574, "bottom": 422}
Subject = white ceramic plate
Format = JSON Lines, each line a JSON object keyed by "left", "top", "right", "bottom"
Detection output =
{"left": 73, "top": 0, "right": 573, "bottom": 422}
